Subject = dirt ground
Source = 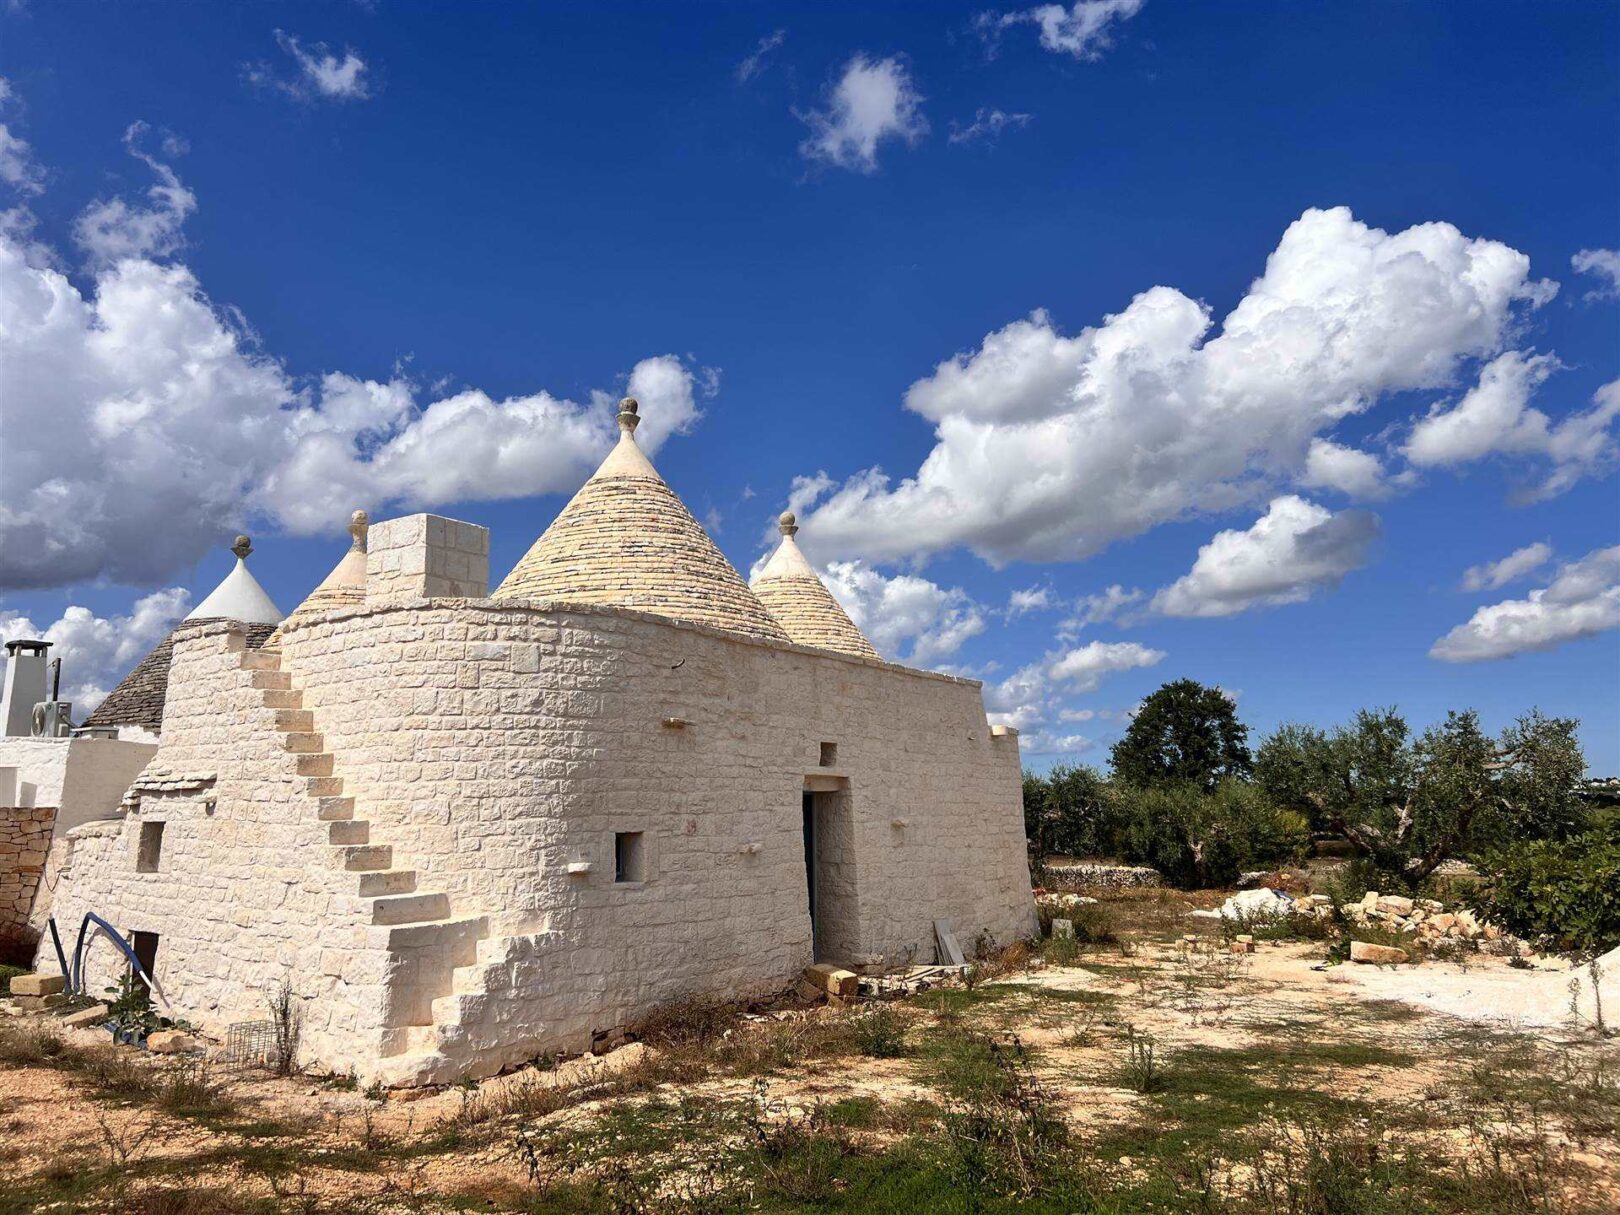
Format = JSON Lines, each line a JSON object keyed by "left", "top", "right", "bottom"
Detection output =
{"left": 2, "top": 888, "right": 1616, "bottom": 1214}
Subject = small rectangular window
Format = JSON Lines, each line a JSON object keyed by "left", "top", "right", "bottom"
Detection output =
{"left": 819, "top": 742, "right": 838, "bottom": 768}
{"left": 614, "top": 832, "right": 645, "bottom": 884}
{"left": 137, "top": 821, "right": 165, "bottom": 873}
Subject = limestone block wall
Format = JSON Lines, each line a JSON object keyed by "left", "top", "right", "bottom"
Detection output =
{"left": 38, "top": 624, "right": 385, "bottom": 1070}
{"left": 367, "top": 514, "right": 489, "bottom": 604}
{"left": 0, "top": 805, "right": 55, "bottom": 962}
{"left": 280, "top": 598, "right": 1035, "bottom": 1074}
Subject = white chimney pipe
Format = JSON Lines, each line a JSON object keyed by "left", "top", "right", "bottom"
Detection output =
{"left": 1, "top": 640, "right": 51, "bottom": 737}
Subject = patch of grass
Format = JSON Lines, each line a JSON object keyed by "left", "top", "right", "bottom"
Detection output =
{"left": 851, "top": 1004, "right": 909, "bottom": 1058}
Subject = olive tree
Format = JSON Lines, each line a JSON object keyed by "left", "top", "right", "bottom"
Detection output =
{"left": 1256, "top": 707, "right": 1585, "bottom": 883}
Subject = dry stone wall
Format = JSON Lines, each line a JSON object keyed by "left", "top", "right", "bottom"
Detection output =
{"left": 0, "top": 805, "right": 55, "bottom": 962}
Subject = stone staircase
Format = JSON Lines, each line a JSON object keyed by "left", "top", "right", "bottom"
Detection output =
{"left": 239, "top": 645, "right": 492, "bottom": 1083}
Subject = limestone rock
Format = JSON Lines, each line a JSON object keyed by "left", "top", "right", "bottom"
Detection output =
{"left": 15, "top": 993, "right": 66, "bottom": 1012}
{"left": 9, "top": 973, "right": 66, "bottom": 997}
{"left": 1350, "top": 941, "right": 1409, "bottom": 965}
{"left": 1376, "top": 896, "right": 1415, "bottom": 916}
{"left": 60, "top": 1003, "right": 110, "bottom": 1030}
{"left": 1050, "top": 918, "right": 1075, "bottom": 939}
{"left": 803, "top": 964, "right": 858, "bottom": 1000}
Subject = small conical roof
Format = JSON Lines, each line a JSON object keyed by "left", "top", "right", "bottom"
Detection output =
{"left": 187, "top": 536, "right": 284, "bottom": 625}
{"left": 751, "top": 513, "right": 880, "bottom": 661}
{"left": 85, "top": 535, "right": 280, "bottom": 734}
{"left": 493, "top": 399, "right": 790, "bottom": 643}
{"left": 270, "top": 512, "right": 368, "bottom": 641}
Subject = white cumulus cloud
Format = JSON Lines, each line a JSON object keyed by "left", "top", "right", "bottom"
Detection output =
{"left": 72, "top": 122, "right": 196, "bottom": 267}
{"left": 797, "top": 54, "right": 927, "bottom": 173}
{"left": 1300, "top": 437, "right": 1389, "bottom": 499}
{"left": 1572, "top": 248, "right": 1620, "bottom": 301}
{"left": 1430, "top": 546, "right": 1620, "bottom": 662}
{"left": 1404, "top": 352, "right": 1619, "bottom": 497}
{"left": 795, "top": 207, "right": 1552, "bottom": 568}
{"left": 1460, "top": 541, "right": 1552, "bottom": 592}
{"left": 0, "top": 588, "right": 191, "bottom": 711}
{"left": 816, "top": 562, "right": 986, "bottom": 666}
{"left": 0, "top": 78, "right": 43, "bottom": 197}
{"left": 1151, "top": 496, "right": 1379, "bottom": 618}
{"left": 0, "top": 110, "right": 708, "bottom": 592}
{"left": 979, "top": 0, "right": 1145, "bottom": 60}
{"left": 984, "top": 638, "right": 1163, "bottom": 755}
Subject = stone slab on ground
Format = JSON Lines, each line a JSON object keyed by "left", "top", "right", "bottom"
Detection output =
{"left": 59, "top": 1003, "right": 109, "bottom": 1030}
{"left": 10, "top": 973, "right": 65, "bottom": 997}
{"left": 15, "top": 993, "right": 66, "bottom": 1012}
{"left": 1350, "top": 941, "right": 1409, "bottom": 965}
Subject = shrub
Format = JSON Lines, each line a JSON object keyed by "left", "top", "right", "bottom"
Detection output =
{"left": 1114, "top": 780, "right": 1308, "bottom": 888}
{"left": 1474, "top": 811, "right": 1620, "bottom": 955}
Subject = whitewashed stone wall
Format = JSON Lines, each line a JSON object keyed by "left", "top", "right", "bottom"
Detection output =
{"left": 279, "top": 598, "right": 1034, "bottom": 1081}
{"left": 38, "top": 624, "right": 387, "bottom": 1071}
{"left": 43, "top": 598, "right": 1034, "bottom": 1085}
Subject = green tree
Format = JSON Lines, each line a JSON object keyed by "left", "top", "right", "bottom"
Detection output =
{"left": 1256, "top": 708, "right": 1586, "bottom": 883}
{"left": 1109, "top": 679, "right": 1252, "bottom": 792}
{"left": 1113, "top": 780, "right": 1308, "bottom": 888}
{"left": 1022, "top": 764, "right": 1114, "bottom": 858}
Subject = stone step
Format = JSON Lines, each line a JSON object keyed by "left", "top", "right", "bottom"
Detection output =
{"left": 250, "top": 670, "right": 291, "bottom": 691}
{"left": 280, "top": 732, "right": 324, "bottom": 754}
{"left": 329, "top": 820, "right": 370, "bottom": 846}
{"left": 452, "top": 962, "right": 506, "bottom": 996}
{"left": 341, "top": 844, "right": 392, "bottom": 871}
{"left": 357, "top": 869, "right": 417, "bottom": 897}
{"left": 379, "top": 1024, "right": 439, "bottom": 1057}
{"left": 295, "top": 753, "right": 335, "bottom": 778}
{"left": 315, "top": 796, "right": 355, "bottom": 822}
{"left": 272, "top": 709, "right": 314, "bottom": 732}
{"left": 259, "top": 688, "right": 302, "bottom": 709}
{"left": 240, "top": 651, "right": 282, "bottom": 671}
{"left": 304, "top": 775, "right": 344, "bottom": 798}
{"left": 370, "top": 891, "right": 451, "bottom": 926}
{"left": 381, "top": 915, "right": 489, "bottom": 953}
{"left": 431, "top": 990, "right": 488, "bottom": 1025}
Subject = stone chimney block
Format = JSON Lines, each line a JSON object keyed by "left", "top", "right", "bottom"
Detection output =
{"left": 367, "top": 514, "right": 490, "bottom": 604}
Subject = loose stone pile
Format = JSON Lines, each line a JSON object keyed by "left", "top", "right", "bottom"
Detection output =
{"left": 1337, "top": 891, "right": 1504, "bottom": 945}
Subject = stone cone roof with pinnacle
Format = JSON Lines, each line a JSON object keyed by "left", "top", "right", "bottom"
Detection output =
{"left": 493, "top": 399, "right": 791, "bottom": 644}
{"left": 269, "top": 511, "right": 369, "bottom": 644}
{"left": 85, "top": 536, "right": 281, "bottom": 734}
{"left": 751, "top": 513, "right": 880, "bottom": 661}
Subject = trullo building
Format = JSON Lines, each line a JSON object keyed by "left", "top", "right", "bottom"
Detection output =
{"left": 38, "top": 399, "right": 1036, "bottom": 1085}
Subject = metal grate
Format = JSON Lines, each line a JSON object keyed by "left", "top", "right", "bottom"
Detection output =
{"left": 222, "top": 1019, "right": 281, "bottom": 1069}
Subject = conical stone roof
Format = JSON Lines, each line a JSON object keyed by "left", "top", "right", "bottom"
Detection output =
{"left": 187, "top": 536, "right": 284, "bottom": 626}
{"left": 85, "top": 536, "right": 280, "bottom": 734}
{"left": 270, "top": 511, "right": 369, "bottom": 642}
{"left": 493, "top": 399, "right": 791, "bottom": 644}
{"left": 751, "top": 513, "right": 880, "bottom": 661}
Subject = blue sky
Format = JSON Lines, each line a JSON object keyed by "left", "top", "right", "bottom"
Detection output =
{"left": 1, "top": 1, "right": 1616, "bottom": 772}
